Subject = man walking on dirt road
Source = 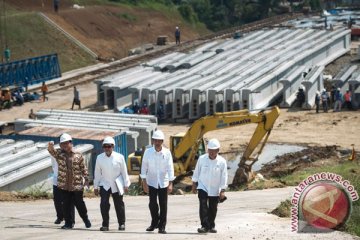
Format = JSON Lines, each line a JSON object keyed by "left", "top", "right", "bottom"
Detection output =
{"left": 192, "top": 138, "right": 228, "bottom": 234}
{"left": 93, "top": 136, "right": 131, "bottom": 232}
{"left": 48, "top": 133, "right": 92, "bottom": 230}
{"left": 140, "top": 130, "right": 175, "bottom": 234}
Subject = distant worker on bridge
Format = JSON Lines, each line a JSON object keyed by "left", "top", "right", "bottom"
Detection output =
{"left": 175, "top": 26, "right": 180, "bottom": 45}
{"left": 192, "top": 138, "right": 228, "bottom": 234}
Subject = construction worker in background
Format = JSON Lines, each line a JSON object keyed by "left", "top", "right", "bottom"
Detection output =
{"left": 132, "top": 101, "right": 140, "bottom": 114}
{"left": 333, "top": 88, "right": 343, "bottom": 112}
{"left": 54, "top": 0, "right": 60, "bottom": 13}
{"left": 4, "top": 47, "right": 10, "bottom": 63}
{"left": 93, "top": 136, "right": 131, "bottom": 232}
{"left": 51, "top": 155, "right": 75, "bottom": 225}
{"left": 28, "top": 109, "right": 36, "bottom": 119}
{"left": 41, "top": 81, "right": 48, "bottom": 102}
{"left": 315, "top": 91, "right": 320, "bottom": 113}
{"left": 2, "top": 88, "right": 12, "bottom": 109}
{"left": 321, "top": 89, "right": 329, "bottom": 113}
{"left": 48, "top": 133, "right": 92, "bottom": 229}
{"left": 175, "top": 26, "right": 180, "bottom": 45}
{"left": 140, "top": 130, "right": 175, "bottom": 234}
{"left": 71, "top": 86, "right": 81, "bottom": 110}
{"left": 192, "top": 138, "right": 228, "bottom": 234}
{"left": 296, "top": 85, "right": 305, "bottom": 108}
{"left": 344, "top": 90, "right": 352, "bottom": 110}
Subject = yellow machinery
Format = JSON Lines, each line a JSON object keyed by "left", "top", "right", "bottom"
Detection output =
{"left": 127, "top": 106, "right": 280, "bottom": 186}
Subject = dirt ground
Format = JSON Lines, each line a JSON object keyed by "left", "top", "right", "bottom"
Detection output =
{"left": 6, "top": 0, "right": 205, "bottom": 60}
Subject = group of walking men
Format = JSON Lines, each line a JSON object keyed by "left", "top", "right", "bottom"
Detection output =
{"left": 48, "top": 130, "right": 228, "bottom": 234}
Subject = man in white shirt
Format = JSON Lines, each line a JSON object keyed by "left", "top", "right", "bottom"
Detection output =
{"left": 192, "top": 138, "right": 228, "bottom": 233}
{"left": 94, "top": 136, "right": 131, "bottom": 231}
{"left": 140, "top": 130, "right": 175, "bottom": 234}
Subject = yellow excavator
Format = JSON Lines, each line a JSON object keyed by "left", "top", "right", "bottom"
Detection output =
{"left": 127, "top": 106, "right": 280, "bottom": 186}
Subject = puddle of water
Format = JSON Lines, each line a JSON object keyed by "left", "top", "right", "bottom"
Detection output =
{"left": 227, "top": 143, "right": 305, "bottom": 184}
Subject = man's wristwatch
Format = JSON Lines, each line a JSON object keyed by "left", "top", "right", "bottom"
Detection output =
{"left": 220, "top": 189, "right": 225, "bottom": 193}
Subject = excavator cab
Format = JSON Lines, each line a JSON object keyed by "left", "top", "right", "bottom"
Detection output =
{"left": 170, "top": 133, "right": 206, "bottom": 176}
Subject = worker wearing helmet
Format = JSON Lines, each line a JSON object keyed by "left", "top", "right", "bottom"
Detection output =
{"left": 333, "top": 88, "right": 343, "bottom": 112}
{"left": 175, "top": 26, "right": 180, "bottom": 45}
{"left": 192, "top": 138, "right": 228, "bottom": 234}
{"left": 48, "top": 133, "right": 91, "bottom": 229}
{"left": 140, "top": 129, "right": 175, "bottom": 234}
{"left": 93, "top": 136, "right": 130, "bottom": 231}
{"left": 321, "top": 89, "right": 329, "bottom": 113}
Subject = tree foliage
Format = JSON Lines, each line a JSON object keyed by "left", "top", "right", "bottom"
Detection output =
{"left": 108, "top": 0, "right": 285, "bottom": 31}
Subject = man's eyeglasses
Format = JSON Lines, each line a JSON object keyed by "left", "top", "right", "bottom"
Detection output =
{"left": 62, "top": 141, "right": 72, "bottom": 144}
{"left": 103, "top": 145, "right": 112, "bottom": 149}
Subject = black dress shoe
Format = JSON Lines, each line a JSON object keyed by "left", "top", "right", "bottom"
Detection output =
{"left": 197, "top": 227, "right": 208, "bottom": 233}
{"left": 84, "top": 219, "right": 91, "bottom": 228}
{"left": 118, "top": 224, "right": 125, "bottom": 231}
{"left": 209, "top": 228, "right": 217, "bottom": 233}
{"left": 146, "top": 224, "right": 158, "bottom": 231}
{"left": 61, "top": 224, "right": 73, "bottom": 229}
{"left": 54, "top": 218, "right": 63, "bottom": 224}
{"left": 146, "top": 225, "right": 156, "bottom": 231}
{"left": 100, "top": 226, "right": 109, "bottom": 231}
{"left": 158, "top": 228, "right": 167, "bottom": 234}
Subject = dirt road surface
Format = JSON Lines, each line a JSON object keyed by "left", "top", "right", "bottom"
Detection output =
{"left": 0, "top": 187, "right": 358, "bottom": 240}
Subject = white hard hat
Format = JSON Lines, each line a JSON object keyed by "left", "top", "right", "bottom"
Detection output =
{"left": 103, "top": 136, "right": 115, "bottom": 146}
{"left": 60, "top": 133, "right": 72, "bottom": 143}
{"left": 337, "top": 88, "right": 340, "bottom": 91}
{"left": 176, "top": 26, "right": 179, "bottom": 29}
{"left": 152, "top": 130, "right": 165, "bottom": 140}
{"left": 208, "top": 138, "right": 220, "bottom": 150}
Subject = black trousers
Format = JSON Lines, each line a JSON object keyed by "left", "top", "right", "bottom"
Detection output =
{"left": 71, "top": 98, "right": 81, "bottom": 109}
{"left": 198, "top": 189, "right": 219, "bottom": 229}
{"left": 60, "top": 189, "right": 89, "bottom": 226}
{"left": 148, "top": 186, "right": 168, "bottom": 229}
{"left": 53, "top": 185, "right": 75, "bottom": 222}
{"left": 100, "top": 186, "right": 125, "bottom": 227}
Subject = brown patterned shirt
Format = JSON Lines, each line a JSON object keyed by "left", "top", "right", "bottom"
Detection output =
{"left": 48, "top": 148, "right": 89, "bottom": 191}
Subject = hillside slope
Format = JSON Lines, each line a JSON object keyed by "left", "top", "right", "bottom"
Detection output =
{"left": 5, "top": 0, "right": 209, "bottom": 61}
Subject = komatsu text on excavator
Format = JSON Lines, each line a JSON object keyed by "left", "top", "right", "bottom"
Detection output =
{"left": 127, "top": 106, "right": 280, "bottom": 186}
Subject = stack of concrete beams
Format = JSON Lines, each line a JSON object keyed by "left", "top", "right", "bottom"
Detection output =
{"left": 14, "top": 109, "right": 158, "bottom": 150}
{"left": 0, "top": 139, "right": 93, "bottom": 191}
{"left": 95, "top": 28, "right": 350, "bottom": 119}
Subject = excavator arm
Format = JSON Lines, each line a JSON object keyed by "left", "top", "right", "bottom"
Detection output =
{"left": 173, "top": 106, "right": 280, "bottom": 185}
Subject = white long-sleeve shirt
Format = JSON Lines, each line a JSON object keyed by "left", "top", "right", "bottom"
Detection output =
{"left": 192, "top": 153, "right": 228, "bottom": 196}
{"left": 140, "top": 146, "right": 175, "bottom": 189}
{"left": 51, "top": 157, "right": 58, "bottom": 186}
{"left": 94, "top": 151, "right": 131, "bottom": 194}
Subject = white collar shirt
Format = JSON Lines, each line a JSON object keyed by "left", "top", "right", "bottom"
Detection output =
{"left": 140, "top": 146, "right": 175, "bottom": 189}
{"left": 51, "top": 157, "right": 58, "bottom": 186}
{"left": 93, "top": 151, "right": 131, "bottom": 194}
{"left": 192, "top": 153, "right": 228, "bottom": 196}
